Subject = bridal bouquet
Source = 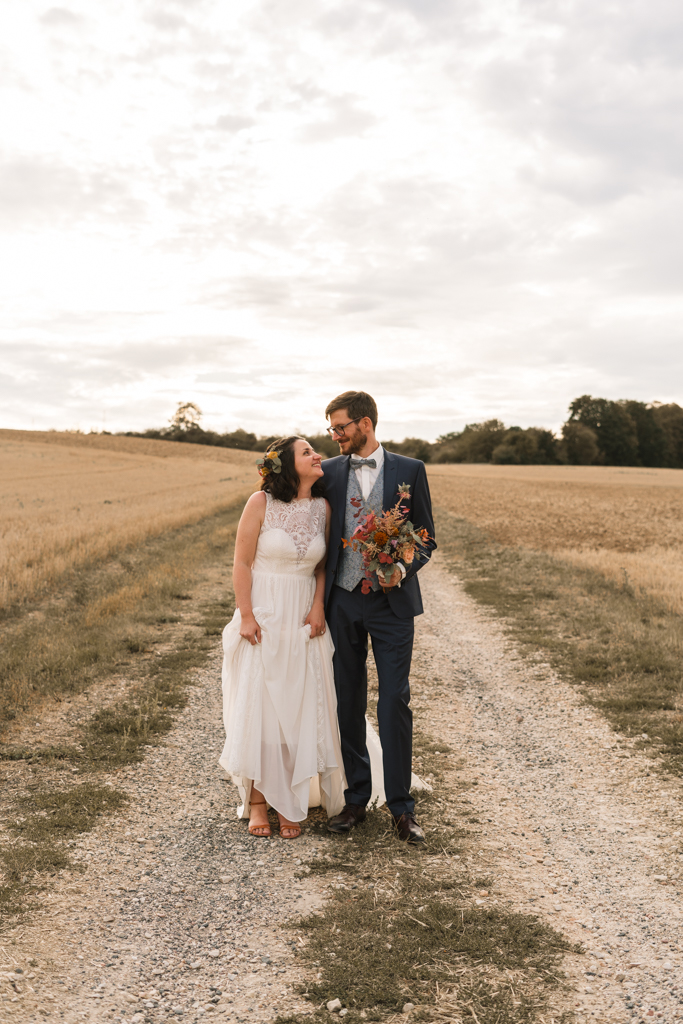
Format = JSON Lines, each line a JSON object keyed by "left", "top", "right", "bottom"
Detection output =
{"left": 343, "top": 483, "right": 432, "bottom": 594}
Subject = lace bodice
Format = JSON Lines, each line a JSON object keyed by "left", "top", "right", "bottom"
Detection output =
{"left": 253, "top": 493, "right": 326, "bottom": 577}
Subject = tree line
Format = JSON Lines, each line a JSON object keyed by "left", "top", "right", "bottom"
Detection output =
{"left": 125, "top": 397, "right": 683, "bottom": 467}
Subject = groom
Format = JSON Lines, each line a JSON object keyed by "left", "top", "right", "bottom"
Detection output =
{"left": 322, "top": 391, "right": 436, "bottom": 844}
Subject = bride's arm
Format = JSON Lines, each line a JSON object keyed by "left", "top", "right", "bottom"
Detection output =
{"left": 233, "top": 491, "right": 266, "bottom": 645}
{"left": 305, "top": 499, "right": 331, "bottom": 638}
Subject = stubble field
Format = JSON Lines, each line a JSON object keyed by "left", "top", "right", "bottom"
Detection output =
{"left": 427, "top": 462, "right": 683, "bottom": 615}
{"left": 0, "top": 430, "right": 257, "bottom": 612}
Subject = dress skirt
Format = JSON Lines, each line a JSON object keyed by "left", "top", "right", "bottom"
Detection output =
{"left": 219, "top": 569, "right": 346, "bottom": 822}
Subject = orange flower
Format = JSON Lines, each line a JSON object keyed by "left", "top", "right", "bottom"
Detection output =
{"left": 402, "top": 545, "right": 415, "bottom": 563}
{"left": 373, "top": 530, "right": 388, "bottom": 546}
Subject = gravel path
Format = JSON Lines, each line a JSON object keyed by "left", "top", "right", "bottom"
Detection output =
{"left": 0, "top": 643, "right": 330, "bottom": 1024}
{"left": 414, "top": 556, "right": 683, "bottom": 1023}
{"left": 3, "top": 554, "right": 683, "bottom": 1024}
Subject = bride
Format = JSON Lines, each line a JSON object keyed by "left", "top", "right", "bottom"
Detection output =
{"left": 219, "top": 436, "right": 346, "bottom": 839}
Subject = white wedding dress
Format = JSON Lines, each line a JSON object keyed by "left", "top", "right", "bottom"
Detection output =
{"left": 219, "top": 492, "right": 426, "bottom": 823}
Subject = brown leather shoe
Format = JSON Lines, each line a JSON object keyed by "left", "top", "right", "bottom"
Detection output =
{"left": 327, "top": 803, "right": 367, "bottom": 833}
{"left": 392, "top": 813, "right": 425, "bottom": 844}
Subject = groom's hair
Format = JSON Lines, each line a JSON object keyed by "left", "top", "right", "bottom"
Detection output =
{"left": 260, "top": 436, "right": 326, "bottom": 503}
{"left": 325, "top": 391, "right": 377, "bottom": 429}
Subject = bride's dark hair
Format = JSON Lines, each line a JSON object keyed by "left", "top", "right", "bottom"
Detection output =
{"left": 260, "top": 436, "right": 326, "bottom": 503}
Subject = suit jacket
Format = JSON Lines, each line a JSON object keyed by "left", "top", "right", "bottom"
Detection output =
{"left": 322, "top": 449, "right": 436, "bottom": 619}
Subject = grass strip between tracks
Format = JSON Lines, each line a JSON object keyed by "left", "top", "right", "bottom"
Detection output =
{"left": 276, "top": 733, "right": 578, "bottom": 1024}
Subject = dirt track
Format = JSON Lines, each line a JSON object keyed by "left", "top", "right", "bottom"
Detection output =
{"left": 416, "top": 557, "right": 683, "bottom": 1023}
{"left": 2, "top": 556, "right": 683, "bottom": 1023}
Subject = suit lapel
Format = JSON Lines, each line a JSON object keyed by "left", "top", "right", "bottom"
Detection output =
{"left": 383, "top": 449, "right": 398, "bottom": 510}
{"left": 334, "top": 456, "right": 350, "bottom": 533}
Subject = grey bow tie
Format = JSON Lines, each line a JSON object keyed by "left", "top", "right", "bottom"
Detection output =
{"left": 350, "top": 457, "right": 377, "bottom": 469}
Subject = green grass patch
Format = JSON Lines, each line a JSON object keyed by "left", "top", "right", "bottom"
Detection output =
{"left": 298, "top": 878, "right": 575, "bottom": 1009}
{"left": 10, "top": 783, "right": 128, "bottom": 842}
{"left": 435, "top": 507, "right": 683, "bottom": 774}
{"left": 289, "top": 772, "right": 577, "bottom": 1022}
{"left": 289, "top": 832, "right": 576, "bottom": 1022}
{"left": 0, "top": 785, "right": 128, "bottom": 915}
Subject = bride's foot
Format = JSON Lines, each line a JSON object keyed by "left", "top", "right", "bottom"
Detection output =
{"left": 248, "top": 800, "right": 271, "bottom": 838}
{"left": 277, "top": 813, "right": 302, "bottom": 840}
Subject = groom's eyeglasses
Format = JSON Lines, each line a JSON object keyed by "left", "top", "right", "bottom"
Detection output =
{"left": 326, "top": 418, "right": 360, "bottom": 438}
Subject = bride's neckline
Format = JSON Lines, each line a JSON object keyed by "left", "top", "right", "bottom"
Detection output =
{"left": 270, "top": 494, "right": 316, "bottom": 504}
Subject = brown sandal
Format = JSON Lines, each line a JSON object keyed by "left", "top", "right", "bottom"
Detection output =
{"left": 248, "top": 800, "right": 272, "bottom": 838}
{"left": 278, "top": 816, "right": 302, "bottom": 840}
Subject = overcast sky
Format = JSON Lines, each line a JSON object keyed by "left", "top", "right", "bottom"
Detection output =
{"left": 1, "top": 0, "right": 681, "bottom": 441}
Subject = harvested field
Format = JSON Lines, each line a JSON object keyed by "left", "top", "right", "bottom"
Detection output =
{"left": 0, "top": 430, "right": 257, "bottom": 611}
{"left": 428, "top": 463, "right": 683, "bottom": 614}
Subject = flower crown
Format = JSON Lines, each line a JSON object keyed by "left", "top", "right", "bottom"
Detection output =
{"left": 256, "top": 449, "right": 282, "bottom": 478}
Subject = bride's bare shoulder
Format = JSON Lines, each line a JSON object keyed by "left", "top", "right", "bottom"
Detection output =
{"left": 242, "top": 491, "right": 268, "bottom": 517}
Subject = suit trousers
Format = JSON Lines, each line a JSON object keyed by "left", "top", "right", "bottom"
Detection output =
{"left": 328, "top": 582, "right": 415, "bottom": 817}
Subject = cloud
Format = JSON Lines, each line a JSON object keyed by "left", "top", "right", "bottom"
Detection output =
{"left": 471, "top": 1, "right": 683, "bottom": 203}
{"left": 40, "top": 7, "right": 84, "bottom": 27}
{"left": 0, "top": 158, "right": 144, "bottom": 227}
{"left": 299, "top": 95, "right": 378, "bottom": 142}
{"left": 144, "top": 11, "right": 189, "bottom": 32}
{"left": 0, "top": 0, "right": 681, "bottom": 438}
{"left": 214, "top": 114, "right": 256, "bottom": 132}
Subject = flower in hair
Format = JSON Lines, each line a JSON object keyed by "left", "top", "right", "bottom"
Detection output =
{"left": 256, "top": 449, "right": 282, "bottom": 478}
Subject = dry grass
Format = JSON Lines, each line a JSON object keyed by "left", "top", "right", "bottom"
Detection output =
{"left": 428, "top": 463, "right": 683, "bottom": 614}
{"left": 0, "top": 505, "right": 239, "bottom": 721}
{"left": 0, "top": 429, "right": 257, "bottom": 611}
{"left": 1, "top": 505, "right": 240, "bottom": 916}
{"left": 435, "top": 511, "right": 683, "bottom": 775}
{"left": 428, "top": 465, "right": 683, "bottom": 775}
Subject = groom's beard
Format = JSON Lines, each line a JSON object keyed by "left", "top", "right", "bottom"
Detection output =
{"left": 342, "top": 430, "right": 368, "bottom": 456}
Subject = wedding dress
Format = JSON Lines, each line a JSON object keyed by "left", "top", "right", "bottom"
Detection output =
{"left": 219, "top": 492, "right": 425, "bottom": 823}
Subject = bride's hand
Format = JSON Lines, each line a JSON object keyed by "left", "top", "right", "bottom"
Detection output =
{"left": 305, "top": 601, "right": 326, "bottom": 639}
{"left": 240, "top": 613, "right": 262, "bottom": 645}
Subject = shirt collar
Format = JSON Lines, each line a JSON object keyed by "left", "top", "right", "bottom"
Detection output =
{"left": 354, "top": 443, "right": 384, "bottom": 469}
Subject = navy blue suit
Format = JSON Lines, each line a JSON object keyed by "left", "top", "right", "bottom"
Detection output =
{"left": 322, "top": 450, "right": 436, "bottom": 816}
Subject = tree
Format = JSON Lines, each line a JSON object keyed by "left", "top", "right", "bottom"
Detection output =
{"left": 620, "top": 401, "right": 667, "bottom": 467}
{"left": 654, "top": 403, "right": 683, "bottom": 468}
{"left": 492, "top": 427, "right": 559, "bottom": 465}
{"left": 560, "top": 422, "right": 600, "bottom": 465}
{"left": 220, "top": 428, "right": 259, "bottom": 450}
{"left": 384, "top": 437, "right": 433, "bottom": 462}
{"left": 567, "top": 395, "right": 638, "bottom": 465}
{"left": 170, "top": 402, "right": 203, "bottom": 432}
{"left": 433, "top": 420, "right": 507, "bottom": 463}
